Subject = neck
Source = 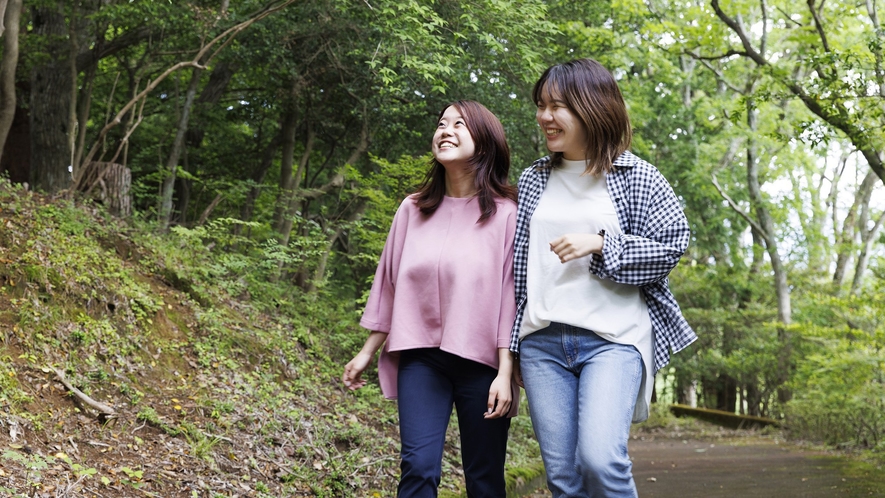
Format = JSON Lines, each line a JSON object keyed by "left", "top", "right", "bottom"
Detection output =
{"left": 444, "top": 168, "right": 476, "bottom": 198}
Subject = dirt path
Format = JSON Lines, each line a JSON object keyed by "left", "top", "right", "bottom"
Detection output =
{"left": 521, "top": 436, "right": 885, "bottom": 497}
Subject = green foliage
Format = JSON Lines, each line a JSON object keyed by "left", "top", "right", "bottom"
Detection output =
{"left": 341, "top": 154, "right": 430, "bottom": 292}
{"left": 0, "top": 357, "right": 31, "bottom": 406}
{"left": 787, "top": 289, "right": 885, "bottom": 449}
{"left": 0, "top": 448, "right": 98, "bottom": 496}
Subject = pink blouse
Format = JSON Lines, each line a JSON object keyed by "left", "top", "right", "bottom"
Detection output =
{"left": 360, "top": 194, "right": 517, "bottom": 404}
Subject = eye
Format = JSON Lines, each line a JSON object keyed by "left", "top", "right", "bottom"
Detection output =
{"left": 455, "top": 119, "right": 465, "bottom": 126}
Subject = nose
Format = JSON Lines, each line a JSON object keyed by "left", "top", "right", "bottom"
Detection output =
{"left": 536, "top": 107, "right": 551, "bottom": 124}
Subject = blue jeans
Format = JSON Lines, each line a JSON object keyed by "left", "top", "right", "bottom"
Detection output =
{"left": 397, "top": 348, "right": 511, "bottom": 498}
{"left": 520, "top": 323, "right": 642, "bottom": 498}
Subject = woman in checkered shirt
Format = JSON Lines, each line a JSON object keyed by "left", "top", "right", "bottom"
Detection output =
{"left": 511, "top": 58, "right": 695, "bottom": 498}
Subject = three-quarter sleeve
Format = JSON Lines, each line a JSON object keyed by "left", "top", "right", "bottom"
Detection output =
{"left": 589, "top": 167, "right": 690, "bottom": 285}
{"left": 497, "top": 208, "right": 517, "bottom": 349}
{"left": 359, "top": 202, "right": 409, "bottom": 333}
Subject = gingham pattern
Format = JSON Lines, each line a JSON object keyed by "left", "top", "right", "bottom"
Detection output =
{"left": 509, "top": 151, "right": 697, "bottom": 373}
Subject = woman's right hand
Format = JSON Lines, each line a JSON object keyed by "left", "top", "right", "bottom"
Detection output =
{"left": 342, "top": 331, "right": 388, "bottom": 391}
{"left": 512, "top": 357, "right": 524, "bottom": 388}
{"left": 342, "top": 352, "right": 373, "bottom": 390}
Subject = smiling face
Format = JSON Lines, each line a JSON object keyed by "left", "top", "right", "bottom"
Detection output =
{"left": 535, "top": 84, "right": 588, "bottom": 161}
{"left": 432, "top": 105, "right": 476, "bottom": 168}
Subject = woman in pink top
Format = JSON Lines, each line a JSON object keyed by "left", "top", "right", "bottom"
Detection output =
{"left": 342, "top": 100, "right": 518, "bottom": 497}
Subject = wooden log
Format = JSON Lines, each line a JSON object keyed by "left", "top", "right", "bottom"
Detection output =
{"left": 669, "top": 403, "right": 779, "bottom": 429}
{"left": 53, "top": 368, "right": 117, "bottom": 418}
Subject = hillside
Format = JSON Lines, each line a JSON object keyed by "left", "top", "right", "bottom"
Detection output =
{"left": 0, "top": 180, "right": 543, "bottom": 497}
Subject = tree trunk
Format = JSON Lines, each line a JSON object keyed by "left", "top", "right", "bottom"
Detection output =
{"left": 30, "top": 1, "right": 73, "bottom": 194}
{"left": 159, "top": 0, "right": 232, "bottom": 228}
{"left": 177, "top": 147, "right": 191, "bottom": 225}
{"left": 0, "top": 0, "right": 8, "bottom": 38}
{"left": 72, "top": 60, "right": 97, "bottom": 176}
{"left": 271, "top": 111, "right": 301, "bottom": 234}
{"left": 197, "top": 193, "right": 223, "bottom": 226}
{"left": 76, "top": 161, "right": 131, "bottom": 217}
{"left": 305, "top": 200, "right": 367, "bottom": 293}
{"left": 745, "top": 95, "right": 793, "bottom": 404}
{"left": 0, "top": 0, "right": 21, "bottom": 163}
{"left": 276, "top": 125, "right": 316, "bottom": 247}
{"left": 715, "top": 374, "right": 737, "bottom": 413}
{"left": 833, "top": 171, "right": 877, "bottom": 292}
{"left": 850, "top": 210, "right": 885, "bottom": 295}
{"left": 745, "top": 99, "right": 791, "bottom": 324}
{"left": 235, "top": 131, "right": 283, "bottom": 235}
{"left": 159, "top": 67, "right": 202, "bottom": 231}
{"left": 745, "top": 381, "right": 762, "bottom": 416}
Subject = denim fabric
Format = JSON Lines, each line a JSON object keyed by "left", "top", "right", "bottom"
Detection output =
{"left": 396, "top": 348, "right": 511, "bottom": 498}
{"left": 520, "top": 323, "right": 642, "bottom": 498}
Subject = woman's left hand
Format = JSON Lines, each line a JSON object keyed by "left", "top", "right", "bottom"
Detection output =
{"left": 549, "top": 233, "right": 603, "bottom": 263}
{"left": 484, "top": 374, "right": 512, "bottom": 419}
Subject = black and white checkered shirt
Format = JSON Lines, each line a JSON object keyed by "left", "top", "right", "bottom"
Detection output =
{"left": 509, "top": 151, "right": 697, "bottom": 373}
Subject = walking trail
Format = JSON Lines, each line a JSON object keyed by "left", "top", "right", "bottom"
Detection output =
{"left": 521, "top": 432, "right": 885, "bottom": 498}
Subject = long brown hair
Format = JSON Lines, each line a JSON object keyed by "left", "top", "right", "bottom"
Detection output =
{"left": 413, "top": 100, "right": 516, "bottom": 222}
{"left": 532, "top": 58, "right": 632, "bottom": 175}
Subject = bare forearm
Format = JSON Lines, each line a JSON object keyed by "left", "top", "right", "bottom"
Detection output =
{"left": 496, "top": 348, "right": 514, "bottom": 378}
{"left": 359, "top": 331, "right": 388, "bottom": 357}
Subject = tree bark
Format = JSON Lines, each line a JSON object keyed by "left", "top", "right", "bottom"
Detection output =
{"left": 271, "top": 111, "right": 301, "bottom": 234}
{"left": 715, "top": 374, "right": 738, "bottom": 413}
{"left": 30, "top": 1, "right": 74, "bottom": 194}
{"left": 0, "top": 0, "right": 21, "bottom": 163}
{"left": 745, "top": 98, "right": 791, "bottom": 324}
{"left": 197, "top": 193, "right": 223, "bottom": 226}
{"left": 276, "top": 126, "right": 318, "bottom": 247}
{"left": 0, "top": 0, "right": 8, "bottom": 38}
{"left": 159, "top": 68, "right": 202, "bottom": 231}
{"left": 72, "top": 61, "right": 97, "bottom": 175}
{"left": 235, "top": 131, "right": 283, "bottom": 234}
{"left": 850, "top": 210, "right": 885, "bottom": 295}
{"left": 833, "top": 171, "right": 877, "bottom": 291}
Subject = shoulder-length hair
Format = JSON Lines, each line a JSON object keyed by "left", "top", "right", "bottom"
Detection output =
{"left": 413, "top": 100, "right": 517, "bottom": 222}
{"left": 532, "top": 58, "right": 632, "bottom": 175}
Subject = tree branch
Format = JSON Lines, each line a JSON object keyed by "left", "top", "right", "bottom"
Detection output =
{"left": 760, "top": 0, "right": 769, "bottom": 55}
{"left": 74, "top": 0, "right": 297, "bottom": 188}
{"left": 711, "top": 173, "right": 767, "bottom": 235}
{"left": 710, "top": 0, "right": 885, "bottom": 185}
{"left": 54, "top": 368, "right": 117, "bottom": 418}
{"left": 686, "top": 48, "right": 747, "bottom": 61}
{"left": 685, "top": 51, "right": 745, "bottom": 93}
{"left": 710, "top": 0, "right": 768, "bottom": 66}
{"left": 807, "top": 0, "right": 831, "bottom": 53}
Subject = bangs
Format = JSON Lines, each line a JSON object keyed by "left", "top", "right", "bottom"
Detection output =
{"left": 532, "top": 69, "right": 566, "bottom": 105}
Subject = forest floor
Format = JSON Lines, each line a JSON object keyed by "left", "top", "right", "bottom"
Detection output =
{"left": 520, "top": 427, "right": 885, "bottom": 498}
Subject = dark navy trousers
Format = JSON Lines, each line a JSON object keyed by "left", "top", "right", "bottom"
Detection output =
{"left": 396, "top": 348, "right": 511, "bottom": 498}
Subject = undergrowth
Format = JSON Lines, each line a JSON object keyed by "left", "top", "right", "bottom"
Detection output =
{"left": 0, "top": 179, "right": 543, "bottom": 496}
